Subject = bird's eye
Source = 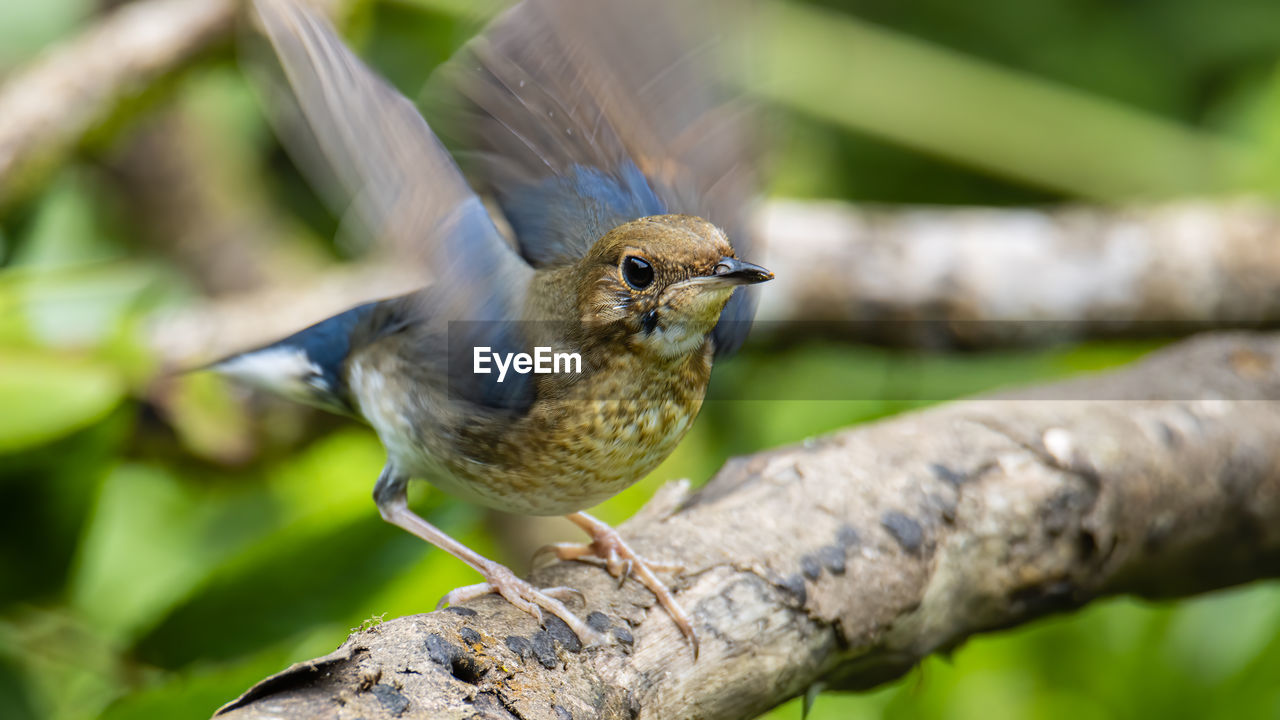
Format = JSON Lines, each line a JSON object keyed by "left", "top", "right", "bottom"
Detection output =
{"left": 621, "top": 256, "right": 654, "bottom": 290}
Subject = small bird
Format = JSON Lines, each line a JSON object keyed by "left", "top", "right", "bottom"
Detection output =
{"left": 219, "top": 0, "right": 769, "bottom": 651}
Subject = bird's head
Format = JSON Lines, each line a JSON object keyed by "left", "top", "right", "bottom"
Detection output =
{"left": 574, "top": 214, "right": 773, "bottom": 358}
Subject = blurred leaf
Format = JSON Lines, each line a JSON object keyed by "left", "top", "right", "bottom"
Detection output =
{"left": 133, "top": 514, "right": 423, "bottom": 667}
{"left": 0, "top": 608, "right": 123, "bottom": 720}
{"left": 69, "top": 463, "right": 264, "bottom": 644}
{"left": 162, "top": 373, "right": 254, "bottom": 464}
{"left": 10, "top": 170, "right": 121, "bottom": 270}
{"left": 0, "top": 652, "right": 40, "bottom": 720}
{"left": 767, "top": 585, "right": 1280, "bottom": 720}
{"left": 0, "top": 0, "right": 93, "bottom": 68}
{"left": 0, "top": 351, "right": 123, "bottom": 453}
{"left": 0, "top": 407, "right": 130, "bottom": 608}
{"left": 3, "top": 168, "right": 165, "bottom": 349}
{"left": 1051, "top": 339, "right": 1166, "bottom": 373}
{"left": 706, "top": 340, "right": 1151, "bottom": 455}
{"left": 268, "top": 428, "right": 386, "bottom": 529}
{"left": 1164, "top": 585, "right": 1280, "bottom": 685}
{"left": 1236, "top": 62, "right": 1280, "bottom": 194}
{"left": 7, "top": 262, "right": 164, "bottom": 349}
{"left": 98, "top": 644, "right": 294, "bottom": 720}
{"left": 754, "top": 1, "right": 1253, "bottom": 200}
{"left": 70, "top": 429, "right": 384, "bottom": 647}
{"left": 381, "top": 0, "right": 1257, "bottom": 200}
{"left": 126, "top": 429, "right": 421, "bottom": 667}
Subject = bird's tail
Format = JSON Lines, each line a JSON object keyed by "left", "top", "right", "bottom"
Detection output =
{"left": 209, "top": 301, "right": 377, "bottom": 415}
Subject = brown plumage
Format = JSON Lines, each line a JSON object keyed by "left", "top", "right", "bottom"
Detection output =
{"left": 226, "top": 0, "right": 769, "bottom": 652}
{"left": 349, "top": 215, "right": 756, "bottom": 516}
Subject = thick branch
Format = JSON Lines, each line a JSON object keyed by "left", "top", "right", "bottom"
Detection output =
{"left": 215, "top": 331, "right": 1280, "bottom": 719}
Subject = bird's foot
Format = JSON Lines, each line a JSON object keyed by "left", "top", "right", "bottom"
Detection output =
{"left": 437, "top": 563, "right": 604, "bottom": 646}
{"left": 553, "top": 512, "right": 699, "bottom": 656}
{"left": 547, "top": 541, "right": 683, "bottom": 580}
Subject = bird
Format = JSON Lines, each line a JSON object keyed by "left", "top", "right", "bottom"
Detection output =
{"left": 218, "top": 0, "right": 769, "bottom": 652}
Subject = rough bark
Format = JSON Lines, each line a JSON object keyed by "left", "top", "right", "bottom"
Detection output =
{"left": 214, "top": 331, "right": 1280, "bottom": 720}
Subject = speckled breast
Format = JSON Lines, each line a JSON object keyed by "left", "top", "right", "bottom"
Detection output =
{"left": 425, "top": 346, "right": 713, "bottom": 516}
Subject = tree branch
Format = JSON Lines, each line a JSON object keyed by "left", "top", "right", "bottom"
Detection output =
{"left": 756, "top": 199, "right": 1280, "bottom": 346}
{"left": 0, "top": 0, "right": 241, "bottom": 210}
{"left": 147, "top": 199, "right": 1280, "bottom": 366}
{"left": 213, "top": 331, "right": 1280, "bottom": 719}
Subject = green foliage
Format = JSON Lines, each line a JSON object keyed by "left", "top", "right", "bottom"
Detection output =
{"left": 0, "top": 354, "right": 123, "bottom": 453}
{"left": 0, "top": 0, "right": 93, "bottom": 67}
{"left": 1, "top": 0, "right": 1278, "bottom": 718}
{"left": 767, "top": 588, "right": 1280, "bottom": 720}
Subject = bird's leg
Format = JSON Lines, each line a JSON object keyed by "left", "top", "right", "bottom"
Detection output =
{"left": 552, "top": 511, "right": 698, "bottom": 655}
{"left": 373, "top": 468, "right": 604, "bottom": 646}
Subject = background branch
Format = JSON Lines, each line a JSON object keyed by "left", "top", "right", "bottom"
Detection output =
{"left": 756, "top": 199, "right": 1280, "bottom": 347}
{"left": 148, "top": 199, "right": 1280, "bottom": 365}
{"left": 214, "top": 331, "right": 1280, "bottom": 720}
{"left": 0, "top": 0, "right": 239, "bottom": 210}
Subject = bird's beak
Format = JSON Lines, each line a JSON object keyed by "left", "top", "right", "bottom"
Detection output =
{"left": 703, "top": 257, "right": 774, "bottom": 287}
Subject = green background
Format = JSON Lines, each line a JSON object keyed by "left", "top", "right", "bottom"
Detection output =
{"left": 1, "top": 0, "right": 1279, "bottom": 718}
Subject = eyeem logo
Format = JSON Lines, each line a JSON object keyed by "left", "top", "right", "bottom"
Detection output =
{"left": 473, "top": 346, "right": 582, "bottom": 383}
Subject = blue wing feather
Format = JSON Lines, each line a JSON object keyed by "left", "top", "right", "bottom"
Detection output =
{"left": 250, "top": 0, "right": 539, "bottom": 413}
{"left": 501, "top": 163, "right": 666, "bottom": 266}
{"left": 438, "top": 0, "right": 761, "bottom": 354}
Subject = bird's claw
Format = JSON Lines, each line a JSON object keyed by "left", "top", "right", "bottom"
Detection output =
{"left": 436, "top": 566, "right": 605, "bottom": 647}
{"left": 547, "top": 541, "right": 683, "bottom": 578}
{"left": 551, "top": 521, "right": 699, "bottom": 657}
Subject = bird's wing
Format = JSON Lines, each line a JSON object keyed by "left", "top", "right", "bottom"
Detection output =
{"left": 251, "top": 0, "right": 537, "bottom": 410}
{"left": 436, "top": 0, "right": 762, "bottom": 355}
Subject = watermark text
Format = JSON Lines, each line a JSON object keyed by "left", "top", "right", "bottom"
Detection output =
{"left": 474, "top": 346, "right": 582, "bottom": 382}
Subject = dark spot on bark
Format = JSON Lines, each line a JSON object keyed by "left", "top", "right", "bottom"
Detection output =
{"left": 425, "top": 634, "right": 460, "bottom": 667}
{"left": 778, "top": 573, "right": 807, "bottom": 605}
{"left": 1220, "top": 447, "right": 1266, "bottom": 505}
{"left": 530, "top": 630, "right": 559, "bottom": 668}
{"left": 356, "top": 667, "right": 382, "bottom": 691}
{"left": 553, "top": 705, "right": 574, "bottom": 720}
{"left": 818, "top": 545, "right": 846, "bottom": 575}
{"left": 371, "top": 684, "right": 410, "bottom": 716}
{"left": 1144, "top": 522, "right": 1173, "bottom": 553}
{"left": 474, "top": 692, "right": 521, "bottom": 719}
{"left": 800, "top": 554, "right": 822, "bottom": 580}
{"left": 930, "top": 462, "right": 966, "bottom": 485}
{"left": 459, "top": 627, "right": 482, "bottom": 646}
{"left": 1157, "top": 422, "right": 1181, "bottom": 448}
{"left": 837, "top": 525, "right": 861, "bottom": 549}
{"left": 1041, "top": 489, "right": 1082, "bottom": 536}
{"left": 881, "top": 511, "right": 924, "bottom": 556}
{"left": 505, "top": 635, "right": 531, "bottom": 660}
{"left": 444, "top": 606, "right": 477, "bottom": 617}
{"left": 425, "top": 633, "right": 486, "bottom": 684}
{"left": 1077, "top": 530, "right": 1097, "bottom": 561}
{"left": 1010, "top": 581, "right": 1079, "bottom": 617}
{"left": 450, "top": 655, "right": 486, "bottom": 684}
{"left": 586, "top": 611, "right": 611, "bottom": 633}
{"left": 613, "top": 625, "right": 635, "bottom": 645}
{"left": 543, "top": 614, "right": 582, "bottom": 653}
{"left": 927, "top": 492, "right": 957, "bottom": 524}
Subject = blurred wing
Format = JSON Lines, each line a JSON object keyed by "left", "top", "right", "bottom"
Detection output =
{"left": 437, "top": 0, "right": 761, "bottom": 355}
{"left": 251, "top": 0, "right": 537, "bottom": 409}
